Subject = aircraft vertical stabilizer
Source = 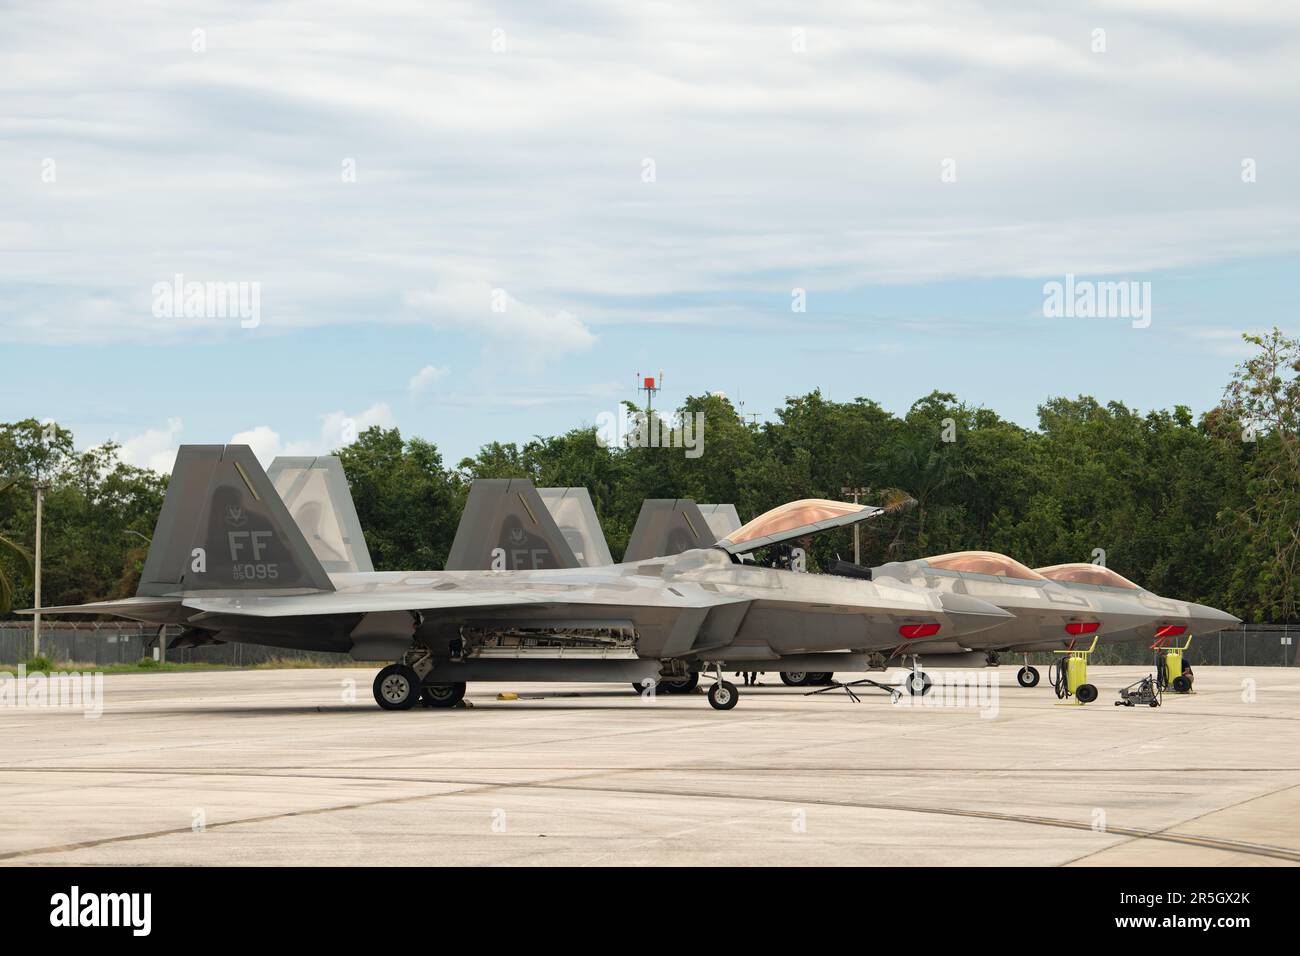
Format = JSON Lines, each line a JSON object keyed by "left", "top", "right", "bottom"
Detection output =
{"left": 538, "top": 487, "right": 614, "bottom": 567}
{"left": 447, "top": 479, "right": 581, "bottom": 570}
{"left": 137, "top": 445, "right": 335, "bottom": 596}
{"left": 623, "top": 499, "right": 715, "bottom": 561}
{"left": 267, "top": 456, "right": 374, "bottom": 573}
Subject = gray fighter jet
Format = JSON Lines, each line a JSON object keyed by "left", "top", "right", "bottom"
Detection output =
{"left": 842, "top": 551, "right": 1240, "bottom": 691}
{"left": 1033, "top": 563, "right": 1240, "bottom": 648}
{"left": 22, "top": 445, "right": 1014, "bottom": 711}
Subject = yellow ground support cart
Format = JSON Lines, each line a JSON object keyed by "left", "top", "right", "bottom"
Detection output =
{"left": 1154, "top": 633, "right": 1194, "bottom": 694}
{"left": 1051, "top": 636, "right": 1099, "bottom": 705}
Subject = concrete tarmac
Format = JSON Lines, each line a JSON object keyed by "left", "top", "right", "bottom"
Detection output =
{"left": 0, "top": 664, "right": 1297, "bottom": 866}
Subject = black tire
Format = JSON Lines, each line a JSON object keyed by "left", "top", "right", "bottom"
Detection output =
{"left": 660, "top": 673, "right": 699, "bottom": 694}
{"left": 421, "top": 681, "right": 466, "bottom": 708}
{"left": 1171, "top": 675, "right": 1191, "bottom": 694}
{"left": 1076, "top": 683, "right": 1099, "bottom": 704}
{"left": 708, "top": 681, "right": 739, "bottom": 710}
{"left": 906, "top": 671, "right": 933, "bottom": 697}
{"left": 1017, "top": 666, "right": 1040, "bottom": 688}
{"left": 808, "top": 672, "right": 834, "bottom": 685}
{"left": 373, "top": 664, "right": 421, "bottom": 710}
{"left": 780, "top": 672, "right": 809, "bottom": 687}
{"left": 1149, "top": 700, "right": 1160, "bottom": 707}
{"left": 631, "top": 680, "right": 656, "bottom": 694}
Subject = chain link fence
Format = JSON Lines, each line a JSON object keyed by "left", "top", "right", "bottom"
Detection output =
{"left": 1025, "top": 625, "right": 1297, "bottom": 667}
{"left": 0, "top": 621, "right": 350, "bottom": 667}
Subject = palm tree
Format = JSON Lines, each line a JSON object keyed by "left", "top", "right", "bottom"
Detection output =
{"left": 0, "top": 476, "right": 34, "bottom": 614}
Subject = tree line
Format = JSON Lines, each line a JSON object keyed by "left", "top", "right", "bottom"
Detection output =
{"left": 2, "top": 329, "right": 1296, "bottom": 623}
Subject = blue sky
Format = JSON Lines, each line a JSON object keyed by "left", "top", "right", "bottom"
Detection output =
{"left": 2, "top": 2, "right": 1297, "bottom": 469}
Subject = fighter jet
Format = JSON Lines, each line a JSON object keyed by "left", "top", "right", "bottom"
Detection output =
{"left": 1033, "top": 563, "right": 1241, "bottom": 650}
{"left": 21, "top": 445, "right": 1014, "bottom": 711}
{"left": 832, "top": 551, "right": 1240, "bottom": 691}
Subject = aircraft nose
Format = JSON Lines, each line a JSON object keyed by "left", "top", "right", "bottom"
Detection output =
{"left": 938, "top": 592, "right": 1014, "bottom": 636}
{"left": 1089, "top": 592, "right": 1162, "bottom": 633}
{"left": 1187, "top": 603, "right": 1242, "bottom": 635}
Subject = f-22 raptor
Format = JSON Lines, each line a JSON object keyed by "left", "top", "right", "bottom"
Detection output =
{"left": 23, "top": 444, "right": 1014, "bottom": 711}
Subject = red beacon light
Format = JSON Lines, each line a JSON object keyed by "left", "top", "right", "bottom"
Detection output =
{"left": 1065, "top": 622, "right": 1100, "bottom": 635}
{"left": 1155, "top": 625, "right": 1187, "bottom": 638}
{"left": 899, "top": 623, "right": 941, "bottom": 639}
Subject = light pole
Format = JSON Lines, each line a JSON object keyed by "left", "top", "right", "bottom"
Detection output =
{"left": 33, "top": 482, "right": 47, "bottom": 658}
{"left": 123, "top": 530, "right": 161, "bottom": 661}
{"left": 841, "top": 486, "right": 871, "bottom": 565}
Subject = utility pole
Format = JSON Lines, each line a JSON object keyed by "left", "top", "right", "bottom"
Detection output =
{"left": 33, "top": 483, "right": 46, "bottom": 657}
{"left": 841, "top": 486, "right": 871, "bottom": 565}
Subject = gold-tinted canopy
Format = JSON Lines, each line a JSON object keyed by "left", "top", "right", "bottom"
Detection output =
{"left": 1035, "top": 563, "right": 1140, "bottom": 589}
{"left": 925, "top": 551, "right": 1045, "bottom": 580}
{"left": 720, "top": 499, "right": 873, "bottom": 550}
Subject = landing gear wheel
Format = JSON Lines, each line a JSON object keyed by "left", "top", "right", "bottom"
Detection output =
{"left": 420, "top": 681, "right": 465, "bottom": 708}
{"left": 780, "top": 672, "right": 809, "bottom": 687}
{"left": 708, "top": 681, "right": 739, "bottom": 710}
{"left": 906, "top": 671, "right": 933, "bottom": 697}
{"left": 631, "top": 680, "right": 655, "bottom": 694}
{"left": 660, "top": 673, "right": 699, "bottom": 694}
{"left": 373, "top": 664, "right": 421, "bottom": 710}
{"left": 1076, "top": 683, "right": 1099, "bottom": 704}
{"left": 1017, "top": 666, "right": 1040, "bottom": 688}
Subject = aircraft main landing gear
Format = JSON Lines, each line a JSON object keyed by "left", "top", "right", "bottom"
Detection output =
{"left": 373, "top": 664, "right": 422, "bottom": 710}
{"left": 780, "top": 671, "right": 835, "bottom": 687}
{"left": 629, "top": 671, "right": 700, "bottom": 695}
{"left": 421, "top": 681, "right": 466, "bottom": 708}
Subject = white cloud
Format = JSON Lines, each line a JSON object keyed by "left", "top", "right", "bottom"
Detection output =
{"left": 228, "top": 425, "right": 315, "bottom": 466}
{"left": 404, "top": 281, "right": 596, "bottom": 361}
{"left": 408, "top": 364, "right": 449, "bottom": 396}
{"left": 6, "top": 2, "right": 1292, "bottom": 348}
{"left": 115, "top": 417, "right": 183, "bottom": 473}
{"left": 232, "top": 403, "right": 396, "bottom": 466}
{"left": 320, "top": 402, "right": 394, "bottom": 448}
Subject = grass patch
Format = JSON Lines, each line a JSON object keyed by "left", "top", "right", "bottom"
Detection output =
{"left": 0, "top": 660, "right": 237, "bottom": 675}
{"left": 0, "top": 658, "right": 367, "bottom": 675}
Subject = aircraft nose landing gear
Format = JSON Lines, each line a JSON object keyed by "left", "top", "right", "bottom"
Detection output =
{"left": 904, "top": 656, "right": 932, "bottom": 696}
{"left": 1017, "top": 665, "right": 1040, "bottom": 688}
{"left": 706, "top": 663, "right": 739, "bottom": 710}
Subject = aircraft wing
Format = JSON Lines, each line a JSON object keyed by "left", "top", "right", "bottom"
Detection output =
{"left": 180, "top": 581, "right": 737, "bottom": 618}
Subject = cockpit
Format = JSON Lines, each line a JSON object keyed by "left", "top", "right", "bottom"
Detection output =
{"left": 1035, "top": 563, "right": 1141, "bottom": 589}
{"left": 923, "top": 551, "right": 1045, "bottom": 580}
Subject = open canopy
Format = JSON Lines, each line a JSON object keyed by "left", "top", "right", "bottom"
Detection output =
{"left": 716, "top": 498, "right": 883, "bottom": 555}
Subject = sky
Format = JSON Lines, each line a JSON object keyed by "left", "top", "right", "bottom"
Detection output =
{"left": 2, "top": 0, "right": 1297, "bottom": 471}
